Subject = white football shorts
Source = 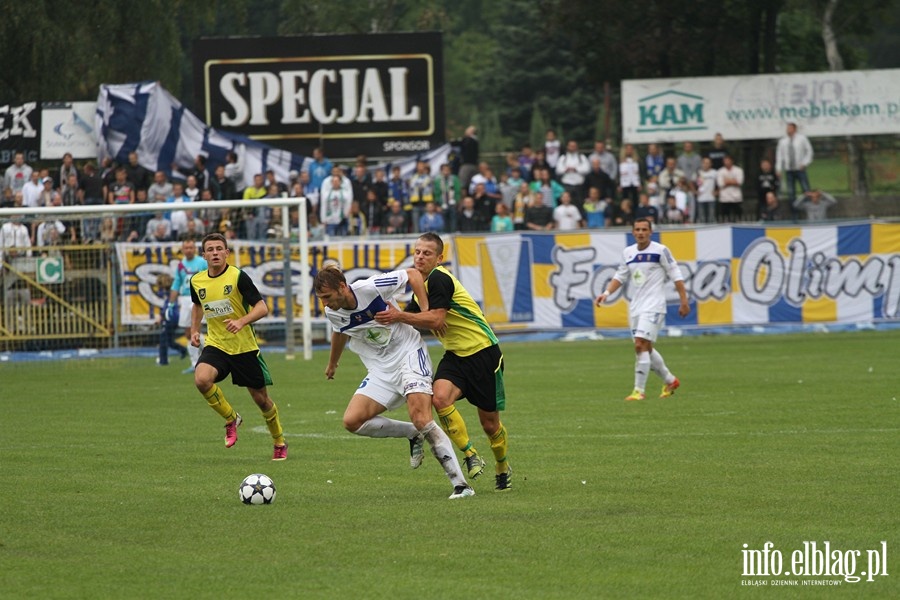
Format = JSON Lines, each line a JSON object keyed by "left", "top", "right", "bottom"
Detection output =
{"left": 630, "top": 311, "right": 665, "bottom": 343}
{"left": 354, "top": 344, "right": 433, "bottom": 409}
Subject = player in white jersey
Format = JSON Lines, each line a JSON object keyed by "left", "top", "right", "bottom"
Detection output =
{"left": 595, "top": 218, "right": 690, "bottom": 401}
{"left": 314, "top": 265, "right": 474, "bottom": 500}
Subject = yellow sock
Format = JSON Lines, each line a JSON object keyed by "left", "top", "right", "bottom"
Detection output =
{"left": 204, "top": 385, "right": 236, "bottom": 422}
{"left": 436, "top": 405, "right": 476, "bottom": 455}
{"left": 262, "top": 403, "right": 285, "bottom": 446}
{"left": 489, "top": 423, "right": 509, "bottom": 474}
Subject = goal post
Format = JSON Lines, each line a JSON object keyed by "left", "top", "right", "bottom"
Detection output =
{"left": 0, "top": 197, "right": 313, "bottom": 360}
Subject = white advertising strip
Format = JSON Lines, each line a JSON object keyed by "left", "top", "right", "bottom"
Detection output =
{"left": 622, "top": 69, "right": 900, "bottom": 143}
{"left": 40, "top": 102, "right": 97, "bottom": 159}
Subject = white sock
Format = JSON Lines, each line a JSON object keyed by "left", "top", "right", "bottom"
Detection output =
{"left": 634, "top": 351, "right": 650, "bottom": 392}
{"left": 354, "top": 416, "right": 418, "bottom": 439}
{"left": 420, "top": 421, "right": 467, "bottom": 487}
{"left": 650, "top": 349, "right": 674, "bottom": 383}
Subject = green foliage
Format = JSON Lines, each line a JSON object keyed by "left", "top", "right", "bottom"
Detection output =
{"left": 1, "top": 331, "right": 898, "bottom": 597}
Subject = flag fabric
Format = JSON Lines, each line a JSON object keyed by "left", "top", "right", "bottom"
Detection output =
{"left": 96, "top": 81, "right": 450, "bottom": 191}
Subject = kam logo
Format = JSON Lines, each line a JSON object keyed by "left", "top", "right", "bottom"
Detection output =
{"left": 636, "top": 90, "right": 707, "bottom": 134}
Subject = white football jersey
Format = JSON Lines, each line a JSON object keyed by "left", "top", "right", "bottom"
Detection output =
{"left": 612, "top": 240, "right": 684, "bottom": 315}
{"left": 324, "top": 269, "right": 424, "bottom": 372}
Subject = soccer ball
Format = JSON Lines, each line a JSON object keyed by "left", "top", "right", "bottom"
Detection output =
{"left": 238, "top": 473, "right": 276, "bottom": 505}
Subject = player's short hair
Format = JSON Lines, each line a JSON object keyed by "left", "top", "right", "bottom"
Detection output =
{"left": 634, "top": 217, "right": 653, "bottom": 231}
{"left": 417, "top": 231, "right": 444, "bottom": 254}
{"left": 201, "top": 232, "right": 228, "bottom": 251}
{"left": 314, "top": 264, "right": 345, "bottom": 293}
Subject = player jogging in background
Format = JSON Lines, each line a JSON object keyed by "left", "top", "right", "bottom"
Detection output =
{"left": 169, "top": 238, "right": 207, "bottom": 374}
{"left": 595, "top": 218, "right": 690, "bottom": 401}
{"left": 375, "top": 232, "right": 512, "bottom": 492}
{"left": 315, "top": 265, "right": 474, "bottom": 500}
{"left": 189, "top": 233, "right": 288, "bottom": 460}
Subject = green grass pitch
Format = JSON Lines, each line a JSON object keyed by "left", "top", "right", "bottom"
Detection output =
{"left": 1, "top": 331, "right": 897, "bottom": 598}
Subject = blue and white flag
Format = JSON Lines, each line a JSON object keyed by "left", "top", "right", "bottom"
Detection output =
{"left": 96, "top": 81, "right": 451, "bottom": 192}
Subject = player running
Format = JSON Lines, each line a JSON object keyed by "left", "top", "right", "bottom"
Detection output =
{"left": 375, "top": 232, "right": 512, "bottom": 492}
{"left": 189, "top": 233, "right": 288, "bottom": 460}
{"left": 315, "top": 265, "right": 474, "bottom": 500}
{"left": 595, "top": 218, "right": 690, "bottom": 401}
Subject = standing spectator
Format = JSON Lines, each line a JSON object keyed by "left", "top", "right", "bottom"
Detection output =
{"left": 346, "top": 200, "right": 368, "bottom": 236}
{"left": 793, "top": 189, "right": 836, "bottom": 222}
{"left": 320, "top": 174, "right": 351, "bottom": 236}
{"left": 61, "top": 173, "right": 79, "bottom": 207}
{"left": 589, "top": 140, "right": 618, "bottom": 189}
{"left": 705, "top": 132, "right": 729, "bottom": 170}
{"left": 144, "top": 212, "right": 173, "bottom": 242}
{"left": 370, "top": 168, "right": 389, "bottom": 207}
{"left": 635, "top": 193, "right": 659, "bottom": 224}
{"left": 21, "top": 171, "right": 43, "bottom": 208}
{"left": 124, "top": 152, "right": 151, "bottom": 192}
{"left": 613, "top": 198, "right": 636, "bottom": 227}
{"left": 512, "top": 182, "right": 531, "bottom": 230}
{"left": 350, "top": 164, "right": 372, "bottom": 205}
{"left": 433, "top": 163, "right": 461, "bottom": 233}
{"left": 517, "top": 143, "right": 535, "bottom": 182}
{"left": 695, "top": 157, "right": 718, "bottom": 224}
{"left": 662, "top": 195, "right": 686, "bottom": 225}
{"left": 471, "top": 182, "right": 497, "bottom": 227}
{"left": 776, "top": 122, "right": 814, "bottom": 221}
{"left": 529, "top": 148, "right": 550, "bottom": 182}
{"left": 525, "top": 192, "right": 555, "bottom": 231}
{"left": 38, "top": 176, "right": 57, "bottom": 208}
{"left": 716, "top": 155, "right": 744, "bottom": 223}
{"left": 618, "top": 144, "right": 641, "bottom": 203}
{"left": 490, "top": 202, "right": 514, "bottom": 232}
{"left": 305, "top": 147, "right": 333, "bottom": 192}
{"left": 224, "top": 151, "right": 243, "bottom": 194}
{"left": 209, "top": 165, "right": 235, "bottom": 201}
{"left": 457, "top": 196, "right": 483, "bottom": 232}
{"left": 457, "top": 125, "right": 479, "bottom": 194}
{"left": 676, "top": 142, "right": 702, "bottom": 182}
{"left": 387, "top": 166, "right": 407, "bottom": 210}
{"left": 407, "top": 160, "right": 434, "bottom": 233}
{"left": 756, "top": 159, "right": 779, "bottom": 221}
{"left": 530, "top": 167, "right": 564, "bottom": 208}
{"left": 148, "top": 171, "right": 173, "bottom": 203}
{"left": 585, "top": 158, "right": 615, "bottom": 205}
{"left": 361, "top": 188, "right": 383, "bottom": 234}
{"left": 79, "top": 163, "right": 104, "bottom": 242}
{"left": 0, "top": 214, "right": 32, "bottom": 265}
{"left": 265, "top": 169, "right": 287, "bottom": 196}
{"left": 543, "top": 129, "right": 561, "bottom": 172}
{"left": 760, "top": 191, "right": 780, "bottom": 222}
{"left": 58, "top": 152, "right": 78, "bottom": 190}
{"left": 583, "top": 186, "right": 612, "bottom": 229}
{"left": 657, "top": 157, "right": 685, "bottom": 200}
{"left": 555, "top": 139, "right": 591, "bottom": 208}
{"left": 3, "top": 151, "right": 32, "bottom": 203}
{"left": 241, "top": 173, "right": 268, "bottom": 240}
{"left": 383, "top": 200, "right": 409, "bottom": 234}
{"left": 168, "top": 182, "right": 194, "bottom": 239}
{"left": 503, "top": 168, "right": 524, "bottom": 209}
{"left": 419, "top": 200, "right": 444, "bottom": 233}
{"left": 644, "top": 143, "right": 664, "bottom": 180}
{"left": 553, "top": 191, "right": 584, "bottom": 231}
{"left": 184, "top": 175, "right": 201, "bottom": 202}
{"left": 595, "top": 218, "right": 690, "bottom": 402}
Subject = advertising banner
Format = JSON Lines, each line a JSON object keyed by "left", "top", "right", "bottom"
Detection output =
{"left": 193, "top": 32, "right": 445, "bottom": 158}
{"left": 116, "top": 236, "right": 453, "bottom": 325}
{"left": 622, "top": 69, "right": 900, "bottom": 143}
{"left": 453, "top": 224, "right": 900, "bottom": 331}
{"left": 40, "top": 102, "right": 97, "bottom": 160}
{"left": 0, "top": 101, "right": 40, "bottom": 164}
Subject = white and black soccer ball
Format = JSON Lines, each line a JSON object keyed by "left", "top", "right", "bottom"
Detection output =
{"left": 238, "top": 473, "right": 276, "bottom": 505}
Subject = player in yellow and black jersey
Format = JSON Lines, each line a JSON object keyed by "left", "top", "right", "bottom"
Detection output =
{"left": 189, "top": 233, "right": 287, "bottom": 460}
{"left": 376, "top": 232, "right": 511, "bottom": 492}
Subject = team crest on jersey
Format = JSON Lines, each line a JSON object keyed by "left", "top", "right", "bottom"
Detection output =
{"left": 224, "top": 285, "right": 233, "bottom": 295}
{"left": 198, "top": 288, "right": 207, "bottom": 300}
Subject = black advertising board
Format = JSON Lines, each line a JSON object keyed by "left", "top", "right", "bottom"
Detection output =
{"left": 0, "top": 102, "right": 40, "bottom": 165}
{"left": 193, "top": 32, "right": 445, "bottom": 159}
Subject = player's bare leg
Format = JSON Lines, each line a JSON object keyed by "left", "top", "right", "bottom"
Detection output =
{"left": 194, "top": 363, "right": 242, "bottom": 447}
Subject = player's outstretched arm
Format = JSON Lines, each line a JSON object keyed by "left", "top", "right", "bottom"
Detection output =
{"left": 326, "top": 332, "right": 349, "bottom": 379}
{"left": 595, "top": 279, "right": 623, "bottom": 306}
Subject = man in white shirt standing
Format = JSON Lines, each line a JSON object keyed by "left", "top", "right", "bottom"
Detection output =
{"left": 595, "top": 218, "right": 690, "bottom": 401}
{"left": 555, "top": 139, "right": 591, "bottom": 208}
{"left": 775, "top": 122, "right": 814, "bottom": 221}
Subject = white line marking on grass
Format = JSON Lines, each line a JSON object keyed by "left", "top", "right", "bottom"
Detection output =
{"left": 599, "top": 427, "right": 900, "bottom": 439}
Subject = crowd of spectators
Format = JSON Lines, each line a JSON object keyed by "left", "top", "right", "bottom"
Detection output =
{"left": 0, "top": 122, "right": 834, "bottom": 253}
